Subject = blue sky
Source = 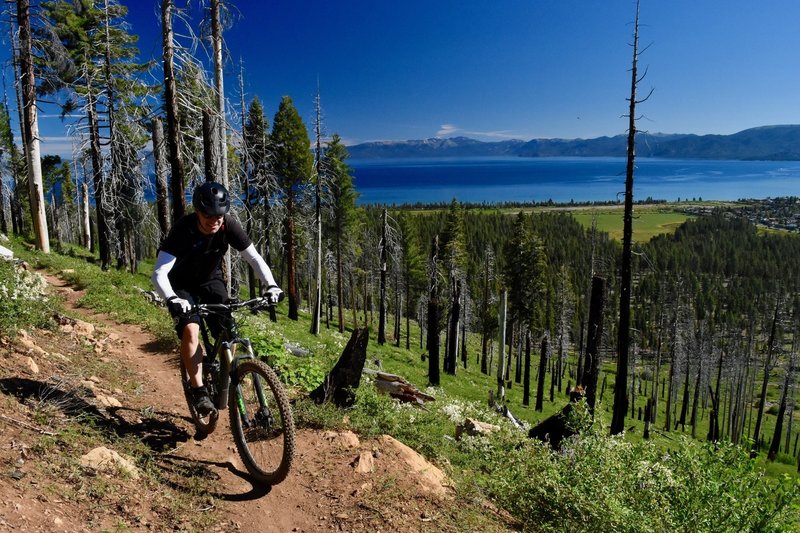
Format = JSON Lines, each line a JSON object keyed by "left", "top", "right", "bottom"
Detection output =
{"left": 9, "top": 0, "right": 800, "bottom": 157}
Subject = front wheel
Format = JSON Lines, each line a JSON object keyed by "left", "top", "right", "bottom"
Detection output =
{"left": 229, "top": 360, "right": 295, "bottom": 485}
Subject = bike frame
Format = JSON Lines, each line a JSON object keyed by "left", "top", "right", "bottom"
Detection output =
{"left": 197, "top": 299, "right": 269, "bottom": 413}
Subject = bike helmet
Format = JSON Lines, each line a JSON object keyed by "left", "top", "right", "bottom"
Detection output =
{"left": 192, "top": 181, "right": 230, "bottom": 216}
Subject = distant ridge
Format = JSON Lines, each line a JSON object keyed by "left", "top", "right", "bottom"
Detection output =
{"left": 347, "top": 125, "right": 800, "bottom": 161}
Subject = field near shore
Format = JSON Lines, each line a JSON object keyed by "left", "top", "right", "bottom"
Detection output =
{"left": 567, "top": 207, "right": 692, "bottom": 241}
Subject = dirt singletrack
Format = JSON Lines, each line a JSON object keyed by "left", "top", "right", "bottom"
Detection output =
{"left": 0, "top": 271, "right": 489, "bottom": 532}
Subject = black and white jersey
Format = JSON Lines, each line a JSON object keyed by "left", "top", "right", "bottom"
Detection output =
{"left": 159, "top": 213, "right": 251, "bottom": 290}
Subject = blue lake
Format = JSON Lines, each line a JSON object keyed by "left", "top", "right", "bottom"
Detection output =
{"left": 349, "top": 157, "right": 800, "bottom": 205}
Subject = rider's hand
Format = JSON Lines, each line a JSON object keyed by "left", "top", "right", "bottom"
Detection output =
{"left": 265, "top": 285, "right": 284, "bottom": 304}
{"left": 167, "top": 296, "right": 192, "bottom": 315}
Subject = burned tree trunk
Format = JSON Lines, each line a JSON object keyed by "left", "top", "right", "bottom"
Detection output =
{"left": 753, "top": 298, "right": 780, "bottom": 456}
{"left": 582, "top": 276, "right": 605, "bottom": 415}
{"left": 535, "top": 335, "right": 548, "bottom": 412}
{"left": 529, "top": 387, "right": 586, "bottom": 449}
{"left": 310, "top": 328, "right": 369, "bottom": 408}
{"left": 768, "top": 358, "right": 794, "bottom": 462}
{"left": 445, "top": 276, "right": 460, "bottom": 376}
{"left": 708, "top": 347, "right": 724, "bottom": 442}
{"left": 612, "top": 0, "right": 647, "bottom": 436}
{"left": 523, "top": 331, "right": 532, "bottom": 406}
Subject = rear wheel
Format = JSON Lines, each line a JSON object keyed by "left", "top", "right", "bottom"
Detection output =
{"left": 229, "top": 360, "right": 295, "bottom": 485}
{"left": 180, "top": 358, "right": 218, "bottom": 435}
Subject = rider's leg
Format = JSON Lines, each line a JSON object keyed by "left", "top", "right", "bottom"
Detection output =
{"left": 179, "top": 320, "right": 215, "bottom": 417}
{"left": 180, "top": 322, "right": 204, "bottom": 388}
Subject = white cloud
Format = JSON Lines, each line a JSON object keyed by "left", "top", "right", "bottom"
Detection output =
{"left": 436, "top": 124, "right": 530, "bottom": 141}
{"left": 437, "top": 124, "right": 459, "bottom": 137}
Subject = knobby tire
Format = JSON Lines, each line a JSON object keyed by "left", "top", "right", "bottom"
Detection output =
{"left": 229, "top": 360, "right": 295, "bottom": 485}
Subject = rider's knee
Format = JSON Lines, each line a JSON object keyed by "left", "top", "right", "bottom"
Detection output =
{"left": 181, "top": 322, "right": 200, "bottom": 343}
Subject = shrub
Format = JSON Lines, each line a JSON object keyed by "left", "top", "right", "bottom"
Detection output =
{"left": 0, "top": 260, "right": 53, "bottom": 335}
{"left": 479, "top": 421, "right": 800, "bottom": 532}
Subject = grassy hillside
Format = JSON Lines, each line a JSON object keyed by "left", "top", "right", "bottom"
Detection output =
{"left": 4, "top": 235, "right": 799, "bottom": 531}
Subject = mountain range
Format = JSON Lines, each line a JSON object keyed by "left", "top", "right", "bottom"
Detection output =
{"left": 346, "top": 125, "right": 800, "bottom": 161}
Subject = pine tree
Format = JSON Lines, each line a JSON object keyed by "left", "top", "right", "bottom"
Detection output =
{"left": 323, "top": 134, "right": 358, "bottom": 332}
{"left": 271, "top": 96, "right": 313, "bottom": 320}
{"left": 242, "top": 96, "right": 272, "bottom": 296}
{"left": 37, "top": 0, "right": 149, "bottom": 269}
{"left": 503, "top": 212, "right": 546, "bottom": 331}
{"left": 398, "top": 212, "right": 424, "bottom": 349}
{"left": 442, "top": 198, "right": 467, "bottom": 374}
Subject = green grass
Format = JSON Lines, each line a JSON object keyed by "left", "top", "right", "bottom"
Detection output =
{"left": 569, "top": 208, "right": 692, "bottom": 242}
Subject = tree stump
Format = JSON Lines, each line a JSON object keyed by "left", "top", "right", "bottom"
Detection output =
{"left": 529, "top": 386, "right": 586, "bottom": 449}
{"left": 310, "top": 327, "right": 369, "bottom": 407}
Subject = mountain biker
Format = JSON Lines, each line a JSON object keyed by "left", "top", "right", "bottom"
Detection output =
{"left": 151, "top": 181, "right": 282, "bottom": 418}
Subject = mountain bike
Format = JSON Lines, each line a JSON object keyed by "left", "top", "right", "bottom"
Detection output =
{"left": 179, "top": 297, "right": 295, "bottom": 486}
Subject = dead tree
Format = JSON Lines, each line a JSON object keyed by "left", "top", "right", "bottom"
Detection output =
{"left": 708, "top": 342, "right": 724, "bottom": 442}
{"left": 310, "top": 87, "right": 323, "bottom": 335}
{"left": 497, "top": 290, "right": 508, "bottom": 400}
{"left": 151, "top": 117, "right": 170, "bottom": 243}
{"left": 427, "top": 236, "right": 440, "bottom": 387}
{"left": 768, "top": 353, "right": 795, "bottom": 461}
{"left": 480, "top": 246, "right": 495, "bottom": 374}
{"left": 535, "top": 334, "right": 549, "bottom": 412}
{"left": 444, "top": 276, "right": 461, "bottom": 375}
{"left": 16, "top": 0, "right": 49, "bottom": 253}
{"left": 752, "top": 297, "right": 782, "bottom": 456}
{"left": 81, "top": 181, "right": 90, "bottom": 249}
{"left": 523, "top": 331, "right": 532, "bottom": 406}
{"left": 209, "top": 0, "right": 227, "bottom": 189}
{"left": 582, "top": 276, "right": 605, "bottom": 415}
{"left": 378, "top": 208, "right": 388, "bottom": 344}
{"left": 612, "top": 0, "right": 651, "bottom": 435}
{"left": 310, "top": 328, "right": 369, "bottom": 408}
{"left": 162, "top": 0, "right": 186, "bottom": 221}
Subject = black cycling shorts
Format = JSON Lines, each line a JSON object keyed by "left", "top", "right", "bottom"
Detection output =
{"left": 170, "top": 278, "right": 231, "bottom": 339}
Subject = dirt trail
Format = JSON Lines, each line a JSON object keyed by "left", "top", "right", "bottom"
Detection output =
{"left": 1, "top": 272, "right": 474, "bottom": 532}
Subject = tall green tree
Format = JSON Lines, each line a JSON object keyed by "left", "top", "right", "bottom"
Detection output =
{"left": 271, "top": 96, "right": 312, "bottom": 320}
{"left": 38, "top": 0, "right": 150, "bottom": 269}
{"left": 0, "top": 101, "right": 25, "bottom": 235}
{"left": 242, "top": 96, "right": 271, "bottom": 297}
{"left": 503, "top": 212, "right": 547, "bottom": 331}
{"left": 442, "top": 198, "right": 467, "bottom": 374}
{"left": 398, "top": 211, "right": 424, "bottom": 349}
{"left": 323, "top": 133, "right": 358, "bottom": 332}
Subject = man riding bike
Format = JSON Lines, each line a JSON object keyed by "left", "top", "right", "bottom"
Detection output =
{"left": 151, "top": 181, "right": 282, "bottom": 418}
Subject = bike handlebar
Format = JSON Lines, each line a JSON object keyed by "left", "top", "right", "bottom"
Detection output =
{"left": 194, "top": 297, "right": 277, "bottom": 316}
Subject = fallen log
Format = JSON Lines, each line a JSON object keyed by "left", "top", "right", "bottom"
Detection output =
{"left": 488, "top": 390, "right": 525, "bottom": 431}
{"left": 363, "top": 369, "right": 435, "bottom": 405}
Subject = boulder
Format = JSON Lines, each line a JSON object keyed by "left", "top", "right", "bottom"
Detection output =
{"left": 379, "top": 435, "right": 448, "bottom": 496}
{"left": 455, "top": 418, "right": 500, "bottom": 440}
{"left": 353, "top": 451, "right": 374, "bottom": 474}
{"left": 80, "top": 446, "right": 140, "bottom": 479}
